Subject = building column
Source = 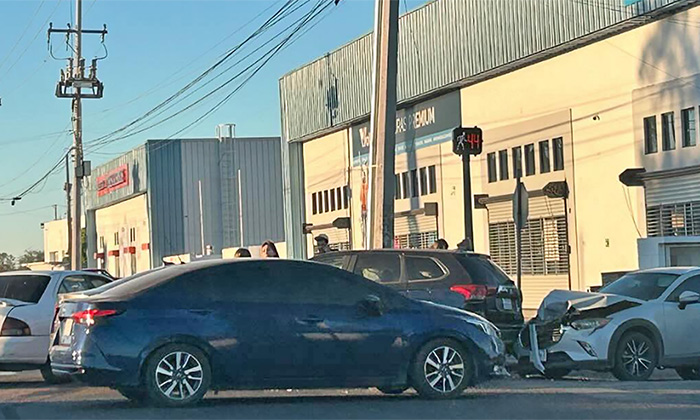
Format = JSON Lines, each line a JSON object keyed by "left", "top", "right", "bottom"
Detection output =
{"left": 282, "top": 139, "right": 307, "bottom": 260}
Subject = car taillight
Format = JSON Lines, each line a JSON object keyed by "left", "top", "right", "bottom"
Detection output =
{"left": 71, "top": 309, "right": 119, "bottom": 326}
{"left": 1, "top": 317, "right": 31, "bottom": 336}
{"left": 450, "top": 285, "right": 495, "bottom": 300}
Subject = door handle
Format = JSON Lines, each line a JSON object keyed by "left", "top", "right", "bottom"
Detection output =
{"left": 296, "top": 316, "right": 324, "bottom": 325}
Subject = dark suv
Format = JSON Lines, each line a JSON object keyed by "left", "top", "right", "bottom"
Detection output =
{"left": 312, "top": 250, "right": 524, "bottom": 346}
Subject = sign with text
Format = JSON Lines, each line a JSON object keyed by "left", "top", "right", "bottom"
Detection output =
{"left": 97, "top": 164, "right": 129, "bottom": 197}
{"left": 452, "top": 127, "right": 483, "bottom": 156}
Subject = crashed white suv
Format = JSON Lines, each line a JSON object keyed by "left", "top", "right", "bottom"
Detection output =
{"left": 515, "top": 267, "right": 700, "bottom": 381}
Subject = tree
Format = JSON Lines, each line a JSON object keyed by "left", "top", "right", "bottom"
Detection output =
{"left": 18, "top": 249, "right": 44, "bottom": 266}
{"left": 0, "top": 253, "right": 16, "bottom": 272}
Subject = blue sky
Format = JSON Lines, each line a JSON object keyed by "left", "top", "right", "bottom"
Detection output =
{"left": 0, "top": 0, "right": 425, "bottom": 256}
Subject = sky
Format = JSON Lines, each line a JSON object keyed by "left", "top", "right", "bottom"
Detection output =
{"left": 0, "top": 0, "right": 426, "bottom": 256}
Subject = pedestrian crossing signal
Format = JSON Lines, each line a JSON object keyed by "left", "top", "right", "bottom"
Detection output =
{"left": 452, "top": 127, "right": 483, "bottom": 156}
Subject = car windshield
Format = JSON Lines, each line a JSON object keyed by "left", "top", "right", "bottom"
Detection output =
{"left": 0, "top": 275, "right": 51, "bottom": 304}
{"left": 599, "top": 272, "right": 679, "bottom": 301}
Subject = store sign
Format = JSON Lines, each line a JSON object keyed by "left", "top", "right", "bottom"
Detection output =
{"left": 97, "top": 164, "right": 129, "bottom": 197}
{"left": 351, "top": 91, "right": 461, "bottom": 166}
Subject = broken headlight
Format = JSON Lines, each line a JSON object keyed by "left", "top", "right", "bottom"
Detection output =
{"left": 570, "top": 318, "right": 610, "bottom": 331}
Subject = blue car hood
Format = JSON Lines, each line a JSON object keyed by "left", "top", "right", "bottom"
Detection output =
{"left": 417, "top": 299, "right": 492, "bottom": 325}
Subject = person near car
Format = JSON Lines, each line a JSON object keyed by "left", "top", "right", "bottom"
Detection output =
{"left": 260, "top": 241, "right": 279, "bottom": 258}
{"left": 314, "top": 233, "right": 333, "bottom": 254}
{"left": 233, "top": 248, "right": 251, "bottom": 258}
{"left": 430, "top": 239, "right": 449, "bottom": 250}
{"left": 457, "top": 238, "right": 474, "bottom": 252}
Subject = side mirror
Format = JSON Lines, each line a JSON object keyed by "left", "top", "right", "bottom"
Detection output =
{"left": 358, "top": 295, "right": 384, "bottom": 317}
{"left": 678, "top": 291, "right": 700, "bottom": 310}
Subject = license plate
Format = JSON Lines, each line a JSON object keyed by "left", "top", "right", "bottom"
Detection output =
{"left": 59, "top": 319, "right": 73, "bottom": 346}
{"left": 501, "top": 298, "right": 513, "bottom": 311}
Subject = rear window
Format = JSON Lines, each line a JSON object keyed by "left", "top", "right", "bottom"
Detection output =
{"left": 0, "top": 275, "right": 51, "bottom": 304}
{"left": 312, "top": 254, "right": 347, "bottom": 269}
{"left": 405, "top": 256, "right": 445, "bottom": 282}
{"left": 455, "top": 255, "right": 512, "bottom": 286}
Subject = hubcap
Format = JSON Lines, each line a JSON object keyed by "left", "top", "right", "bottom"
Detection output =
{"left": 155, "top": 351, "right": 203, "bottom": 401}
{"left": 424, "top": 346, "right": 465, "bottom": 393}
{"left": 622, "top": 338, "right": 652, "bottom": 377}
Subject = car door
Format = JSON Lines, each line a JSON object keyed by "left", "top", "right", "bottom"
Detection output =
{"left": 286, "top": 263, "right": 408, "bottom": 385}
{"left": 661, "top": 275, "right": 700, "bottom": 359}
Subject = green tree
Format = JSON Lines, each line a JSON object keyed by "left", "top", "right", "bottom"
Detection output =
{"left": 18, "top": 249, "right": 44, "bottom": 266}
{"left": 0, "top": 253, "right": 16, "bottom": 272}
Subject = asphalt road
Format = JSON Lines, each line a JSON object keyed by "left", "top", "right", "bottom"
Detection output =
{"left": 0, "top": 370, "right": 699, "bottom": 419}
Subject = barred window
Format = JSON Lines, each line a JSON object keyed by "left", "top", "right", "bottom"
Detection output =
{"left": 488, "top": 216, "right": 569, "bottom": 276}
{"left": 647, "top": 201, "right": 700, "bottom": 237}
{"left": 394, "top": 231, "right": 439, "bottom": 249}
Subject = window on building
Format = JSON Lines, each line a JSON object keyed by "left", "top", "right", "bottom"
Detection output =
{"left": 487, "top": 153, "right": 497, "bottom": 183}
{"left": 682, "top": 107, "right": 696, "bottom": 148}
{"left": 553, "top": 137, "right": 564, "bottom": 171}
{"left": 524, "top": 144, "right": 535, "bottom": 176}
{"left": 330, "top": 187, "right": 336, "bottom": 212}
{"left": 410, "top": 169, "right": 419, "bottom": 198}
{"left": 419, "top": 167, "right": 428, "bottom": 196}
{"left": 394, "top": 175, "right": 401, "bottom": 200}
{"left": 113, "top": 232, "right": 119, "bottom": 246}
{"left": 498, "top": 150, "right": 509, "bottom": 180}
{"left": 401, "top": 172, "right": 410, "bottom": 199}
{"left": 311, "top": 192, "right": 318, "bottom": 215}
{"left": 323, "top": 190, "right": 330, "bottom": 213}
{"left": 662, "top": 112, "right": 676, "bottom": 151}
{"left": 343, "top": 186, "right": 350, "bottom": 209}
{"left": 129, "top": 228, "right": 136, "bottom": 243}
{"left": 99, "top": 236, "right": 105, "bottom": 250}
{"left": 336, "top": 188, "right": 342, "bottom": 211}
{"left": 49, "top": 252, "right": 58, "bottom": 263}
{"left": 539, "top": 140, "right": 551, "bottom": 174}
{"left": 512, "top": 146, "right": 522, "bottom": 178}
{"left": 428, "top": 165, "right": 437, "bottom": 194}
{"left": 644, "top": 115, "right": 658, "bottom": 154}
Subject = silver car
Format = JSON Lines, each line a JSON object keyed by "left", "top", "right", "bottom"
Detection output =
{"left": 516, "top": 267, "right": 700, "bottom": 381}
{"left": 0, "top": 270, "right": 111, "bottom": 383}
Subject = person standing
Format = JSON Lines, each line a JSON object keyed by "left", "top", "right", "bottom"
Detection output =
{"left": 430, "top": 239, "right": 449, "bottom": 250}
{"left": 457, "top": 238, "right": 474, "bottom": 252}
{"left": 234, "top": 248, "right": 251, "bottom": 258}
{"left": 260, "top": 241, "right": 279, "bottom": 258}
{"left": 314, "top": 234, "right": 333, "bottom": 255}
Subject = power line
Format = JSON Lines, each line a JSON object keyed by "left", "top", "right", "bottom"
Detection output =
{"left": 0, "top": 0, "right": 46, "bottom": 73}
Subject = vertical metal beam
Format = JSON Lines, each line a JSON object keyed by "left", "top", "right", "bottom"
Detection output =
{"left": 70, "top": 0, "right": 84, "bottom": 270}
{"left": 462, "top": 154, "right": 474, "bottom": 247}
{"left": 65, "top": 153, "right": 72, "bottom": 264}
{"left": 367, "top": 0, "right": 400, "bottom": 249}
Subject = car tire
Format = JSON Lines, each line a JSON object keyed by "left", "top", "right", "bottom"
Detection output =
{"left": 543, "top": 368, "right": 571, "bottom": 380}
{"left": 116, "top": 386, "right": 148, "bottom": 403}
{"left": 376, "top": 386, "right": 409, "bottom": 395}
{"left": 410, "top": 338, "right": 473, "bottom": 399}
{"left": 143, "top": 344, "right": 211, "bottom": 407}
{"left": 40, "top": 362, "right": 71, "bottom": 385}
{"left": 675, "top": 367, "right": 700, "bottom": 380}
{"left": 612, "top": 331, "right": 658, "bottom": 381}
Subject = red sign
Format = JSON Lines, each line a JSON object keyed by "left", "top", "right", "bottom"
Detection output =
{"left": 97, "top": 164, "right": 129, "bottom": 197}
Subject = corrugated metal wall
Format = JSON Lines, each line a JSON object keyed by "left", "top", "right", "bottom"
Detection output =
{"left": 85, "top": 145, "right": 148, "bottom": 209}
{"left": 280, "top": 0, "right": 690, "bottom": 142}
{"left": 645, "top": 172, "right": 700, "bottom": 206}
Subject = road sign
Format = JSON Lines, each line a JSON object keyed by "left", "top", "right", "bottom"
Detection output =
{"left": 452, "top": 127, "right": 483, "bottom": 156}
{"left": 513, "top": 182, "right": 529, "bottom": 229}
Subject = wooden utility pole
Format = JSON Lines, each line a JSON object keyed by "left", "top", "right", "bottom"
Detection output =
{"left": 49, "top": 0, "right": 107, "bottom": 269}
{"left": 366, "top": 0, "right": 399, "bottom": 249}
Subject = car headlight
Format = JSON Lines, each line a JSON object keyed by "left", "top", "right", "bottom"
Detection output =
{"left": 570, "top": 318, "right": 610, "bottom": 331}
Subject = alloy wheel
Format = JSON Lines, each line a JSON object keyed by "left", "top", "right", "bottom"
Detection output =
{"left": 621, "top": 338, "right": 653, "bottom": 377}
{"left": 155, "top": 351, "right": 204, "bottom": 401}
{"left": 423, "top": 346, "right": 465, "bottom": 394}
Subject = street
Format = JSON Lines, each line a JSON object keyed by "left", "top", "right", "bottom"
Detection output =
{"left": 1, "top": 371, "right": 699, "bottom": 419}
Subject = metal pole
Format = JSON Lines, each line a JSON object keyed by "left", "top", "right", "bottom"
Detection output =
{"left": 516, "top": 175, "right": 523, "bottom": 290}
{"left": 65, "top": 153, "right": 72, "bottom": 265}
{"left": 237, "top": 169, "right": 244, "bottom": 247}
{"left": 70, "top": 0, "right": 83, "bottom": 270}
{"left": 366, "top": 0, "right": 399, "bottom": 249}
{"left": 564, "top": 195, "right": 572, "bottom": 290}
{"left": 462, "top": 154, "right": 474, "bottom": 248}
{"left": 198, "top": 180, "right": 205, "bottom": 255}
{"left": 53, "top": 204, "right": 58, "bottom": 220}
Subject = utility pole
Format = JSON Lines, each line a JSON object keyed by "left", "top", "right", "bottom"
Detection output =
{"left": 49, "top": 0, "right": 107, "bottom": 270}
{"left": 52, "top": 204, "right": 58, "bottom": 220}
{"left": 65, "top": 153, "right": 72, "bottom": 265}
{"left": 366, "top": 0, "right": 399, "bottom": 249}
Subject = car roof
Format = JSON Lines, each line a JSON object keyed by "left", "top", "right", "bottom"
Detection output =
{"left": 312, "top": 249, "right": 490, "bottom": 258}
{"left": 0, "top": 270, "right": 109, "bottom": 277}
{"left": 635, "top": 266, "right": 700, "bottom": 276}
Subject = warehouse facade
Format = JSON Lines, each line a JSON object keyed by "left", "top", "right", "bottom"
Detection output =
{"left": 280, "top": 0, "right": 700, "bottom": 310}
{"left": 84, "top": 136, "right": 284, "bottom": 277}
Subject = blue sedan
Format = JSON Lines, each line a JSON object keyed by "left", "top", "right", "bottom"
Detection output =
{"left": 50, "top": 259, "right": 505, "bottom": 407}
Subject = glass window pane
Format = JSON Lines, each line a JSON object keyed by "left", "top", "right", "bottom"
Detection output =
{"left": 553, "top": 137, "right": 564, "bottom": 171}
{"left": 539, "top": 140, "right": 550, "bottom": 174}
{"left": 487, "top": 153, "right": 497, "bottom": 183}
{"left": 512, "top": 146, "right": 522, "bottom": 178}
{"left": 498, "top": 150, "right": 509, "bottom": 180}
{"left": 428, "top": 165, "right": 437, "bottom": 194}
{"left": 401, "top": 172, "right": 410, "bottom": 199}
{"left": 405, "top": 257, "right": 445, "bottom": 282}
{"left": 353, "top": 253, "right": 401, "bottom": 284}
{"left": 419, "top": 167, "right": 428, "bottom": 196}
{"left": 0, "top": 275, "right": 50, "bottom": 303}
{"left": 394, "top": 175, "right": 401, "bottom": 200}
{"left": 524, "top": 144, "right": 535, "bottom": 176}
{"left": 312, "top": 193, "right": 318, "bottom": 215}
{"left": 324, "top": 190, "right": 330, "bottom": 213}
{"left": 644, "top": 115, "right": 658, "bottom": 154}
{"left": 343, "top": 186, "right": 350, "bottom": 209}
{"left": 662, "top": 112, "right": 676, "bottom": 151}
{"left": 410, "top": 169, "right": 419, "bottom": 198}
{"left": 682, "top": 108, "right": 696, "bottom": 148}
